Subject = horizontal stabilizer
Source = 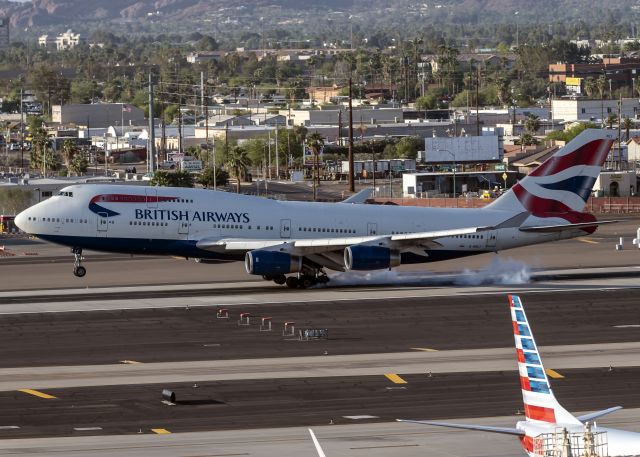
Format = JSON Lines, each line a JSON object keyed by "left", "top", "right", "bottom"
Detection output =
{"left": 341, "top": 188, "right": 373, "bottom": 204}
{"left": 396, "top": 419, "right": 524, "bottom": 436}
{"left": 519, "top": 220, "right": 619, "bottom": 233}
{"left": 576, "top": 406, "right": 623, "bottom": 423}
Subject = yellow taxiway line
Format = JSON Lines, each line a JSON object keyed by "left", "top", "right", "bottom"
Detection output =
{"left": 18, "top": 389, "right": 56, "bottom": 399}
{"left": 151, "top": 428, "right": 171, "bottom": 434}
{"left": 545, "top": 368, "right": 565, "bottom": 379}
{"left": 385, "top": 374, "right": 408, "bottom": 384}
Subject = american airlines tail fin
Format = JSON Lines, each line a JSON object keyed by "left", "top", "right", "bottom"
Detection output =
{"left": 508, "top": 294, "right": 580, "bottom": 426}
{"left": 485, "top": 129, "right": 615, "bottom": 216}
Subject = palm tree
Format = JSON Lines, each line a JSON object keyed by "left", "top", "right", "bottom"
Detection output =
{"left": 596, "top": 74, "right": 608, "bottom": 125}
{"left": 226, "top": 146, "right": 251, "bottom": 193}
{"left": 306, "top": 132, "right": 324, "bottom": 201}
{"left": 524, "top": 114, "right": 540, "bottom": 135}
{"left": 623, "top": 117, "right": 634, "bottom": 140}
{"left": 61, "top": 138, "right": 78, "bottom": 170}
{"left": 584, "top": 77, "right": 596, "bottom": 98}
{"left": 606, "top": 113, "right": 617, "bottom": 130}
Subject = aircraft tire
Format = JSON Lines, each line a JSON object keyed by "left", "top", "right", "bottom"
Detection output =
{"left": 273, "top": 274, "right": 287, "bottom": 285}
{"left": 300, "top": 276, "right": 315, "bottom": 289}
{"left": 286, "top": 276, "right": 299, "bottom": 289}
{"left": 73, "top": 266, "right": 87, "bottom": 278}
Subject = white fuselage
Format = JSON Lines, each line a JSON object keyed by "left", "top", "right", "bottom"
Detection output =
{"left": 15, "top": 184, "right": 588, "bottom": 267}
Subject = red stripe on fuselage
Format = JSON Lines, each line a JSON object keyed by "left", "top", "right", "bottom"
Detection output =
{"left": 513, "top": 321, "right": 520, "bottom": 335}
{"left": 90, "top": 194, "right": 177, "bottom": 204}
{"left": 520, "top": 376, "right": 531, "bottom": 391}
{"left": 530, "top": 139, "right": 612, "bottom": 177}
{"left": 524, "top": 404, "right": 556, "bottom": 423}
{"left": 517, "top": 349, "right": 525, "bottom": 363}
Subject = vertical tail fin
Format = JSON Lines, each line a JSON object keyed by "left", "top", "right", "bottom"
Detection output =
{"left": 487, "top": 129, "right": 615, "bottom": 216}
{"left": 509, "top": 295, "right": 580, "bottom": 425}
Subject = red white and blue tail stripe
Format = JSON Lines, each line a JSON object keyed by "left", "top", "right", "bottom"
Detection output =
{"left": 487, "top": 129, "right": 615, "bottom": 221}
{"left": 509, "top": 294, "right": 580, "bottom": 426}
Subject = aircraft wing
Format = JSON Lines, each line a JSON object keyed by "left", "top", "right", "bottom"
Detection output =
{"left": 576, "top": 406, "right": 623, "bottom": 423}
{"left": 519, "top": 220, "right": 619, "bottom": 233}
{"left": 196, "top": 226, "right": 491, "bottom": 255}
{"left": 340, "top": 188, "right": 373, "bottom": 204}
{"left": 397, "top": 419, "right": 524, "bottom": 436}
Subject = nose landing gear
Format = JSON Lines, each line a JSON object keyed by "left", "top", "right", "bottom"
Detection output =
{"left": 72, "top": 247, "right": 86, "bottom": 277}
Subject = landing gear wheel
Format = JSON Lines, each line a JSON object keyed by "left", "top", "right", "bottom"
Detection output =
{"left": 262, "top": 275, "right": 274, "bottom": 281}
{"left": 72, "top": 247, "right": 85, "bottom": 278}
{"left": 317, "top": 275, "right": 330, "bottom": 284}
{"left": 286, "top": 276, "right": 299, "bottom": 289}
{"left": 300, "top": 276, "right": 316, "bottom": 289}
{"left": 273, "top": 274, "right": 286, "bottom": 285}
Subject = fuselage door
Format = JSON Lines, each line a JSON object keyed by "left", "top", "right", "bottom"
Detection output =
{"left": 145, "top": 188, "right": 158, "bottom": 208}
{"left": 178, "top": 221, "right": 190, "bottom": 235}
{"left": 486, "top": 231, "right": 497, "bottom": 250}
{"left": 97, "top": 212, "right": 108, "bottom": 236}
{"left": 367, "top": 222, "right": 378, "bottom": 236}
{"left": 280, "top": 219, "right": 291, "bottom": 239}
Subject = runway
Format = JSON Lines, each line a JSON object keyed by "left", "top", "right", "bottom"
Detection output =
{"left": 0, "top": 367, "right": 638, "bottom": 439}
{"left": 1, "top": 222, "right": 639, "bottom": 455}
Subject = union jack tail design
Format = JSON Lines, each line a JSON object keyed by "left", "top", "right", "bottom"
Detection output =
{"left": 486, "top": 129, "right": 615, "bottom": 220}
{"left": 509, "top": 294, "right": 580, "bottom": 426}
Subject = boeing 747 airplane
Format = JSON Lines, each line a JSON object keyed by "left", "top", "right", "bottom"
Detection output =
{"left": 15, "top": 129, "right": 616, "bottom": 288}
{"left": 398, "top": 294, "right": 640, "bottom": 456}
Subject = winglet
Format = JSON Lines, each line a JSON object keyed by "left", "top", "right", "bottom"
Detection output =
{"left": 341, "top": 188, "right": 373, "bottom": 204}
{"left": 309, "top": 429, "right": 327, "bottom": 457}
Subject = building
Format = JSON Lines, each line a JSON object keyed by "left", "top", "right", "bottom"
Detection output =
{"left": 551, "top": 98, "right": 640, "bottom": 123}
{"left": 285, "top": 107, "right": 404, "bottom": 127}
{"left": 549, "top": 57, "right": 640, "bottom": 92}
{"left": 0, "top": 17, "right": 9, "bottom": 50}
{"left": 186, "top": 51, "right": 226, "bottom": 64}
{"left": 39, "top": 30, "right": 82, "bottom": 51}
{"left": 52, "top": 103, "right": 146, "bottom": 129}
{"left": 593, "top": 171, "right": 637, "bottom": 197}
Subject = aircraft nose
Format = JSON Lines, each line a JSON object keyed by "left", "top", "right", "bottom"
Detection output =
{"left": 14, "top": 209, "right": 29, "bottom": 232}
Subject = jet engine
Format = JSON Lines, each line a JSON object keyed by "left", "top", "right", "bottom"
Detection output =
{"left": 245, "top": 250, "right": 303, "bottom": 276}
{"left": 344, "top": 245, "right": 401, "bottom": 271}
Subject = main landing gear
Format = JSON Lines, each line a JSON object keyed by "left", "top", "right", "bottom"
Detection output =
{"left": 72, "top": 247, "right": 86, "bottom": 277}
{"left": 262, "top": 271, "right": 330, "bottom": 289}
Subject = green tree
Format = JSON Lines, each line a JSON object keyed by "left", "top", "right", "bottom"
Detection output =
{"left": 395, "top": 136, "right": 420, "bottom": 159}
{"left": 69, "top": 151, "right": 88, "bottom": 176}
{"left": 524, "top": 114, "right": 541, "bottom": 135}
{"left": 150, "top": 170, "right": 194, "bottom": 187}
{"left": 198, "top": 167, "right": 229, "bottom": 188}
{"left": 306, "top": 132, "right": 324, "bottom": 201}
{"left": 623, "top": 117, "right": 634, "bottom": 140}
{"left": 61, "top": 139, "right": 78, "bottom": 169}
{"left": 226, "top": 146, "right": 251, "bottom": 193}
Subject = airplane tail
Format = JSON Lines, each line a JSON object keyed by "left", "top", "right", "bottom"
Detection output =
{"left": 485, "top": 129, "right": 615, "bottom": 221}
{"left": 509, "top": 294, "right": 581, "bottom": 426}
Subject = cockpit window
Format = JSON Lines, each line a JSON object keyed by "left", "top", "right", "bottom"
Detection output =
{"left": 57, "top": 191, "right": 74, "bottom": 197}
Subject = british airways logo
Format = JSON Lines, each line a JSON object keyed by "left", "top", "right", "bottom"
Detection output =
{"left": 89, "top": 193, "right": 250, "bottom": 223}
{"left": 135, "top": 209, "right": 250, "bottom": 223}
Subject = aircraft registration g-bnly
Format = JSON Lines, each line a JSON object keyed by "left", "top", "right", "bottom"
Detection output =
{"left": 398, "top": 294, "right": 640, "bottom": 456}
{"left": 15, "top": 129, "right": 616, "bottom": 288}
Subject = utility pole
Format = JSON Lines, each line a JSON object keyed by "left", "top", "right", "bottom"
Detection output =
{"left": 200, "top": 71, "right": 205, "bottom": 117}
{"left": 178, "top": 98, "right": 183, "bottom": 155}
{"left": 148, "top": 74, "right": 156, "bottom": 173}
{"left": 275, "top": 125, "right": 279, "bottom": 179}
{"left": 19, "top": 88, "right": 24, "bottom": 172}
{"left": 476, "top": 67, "right": 480, "bottom": 136}
{"left": 338, "top": 110, "right": 342, "bottom": 146}
{"left": 348, "top": 77, "right": 354, "bottom": 192}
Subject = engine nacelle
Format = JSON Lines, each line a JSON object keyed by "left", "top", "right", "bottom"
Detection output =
{"left": 245, "top": 250, "right": 303, "bottom": 276}
{"left": 344, "top": 245, "right": 401, "bottom": 271}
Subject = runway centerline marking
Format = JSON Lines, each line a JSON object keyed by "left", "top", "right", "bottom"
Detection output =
{"left": 410, "top": 347, "right": 438, "bottom": 352}
{"left": 151, "top": 428, "right": 171, "bottom": 434}
{"left": 385, "top": 374, "right": 408, "bottom": 384}
{"left": 545, "top": 368, "right": 565, "bottom": 379}
{"left": 18, "top": 389, "right": 56, "bottom": 399}
{"left": 614, "top": 324, "right": 640, "bottom": 328}
{"left": 120, "top": 360, "right": 143, "bottom": 364}
{"left": 578, "top": 238, "right": 599, "bottom": 244}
